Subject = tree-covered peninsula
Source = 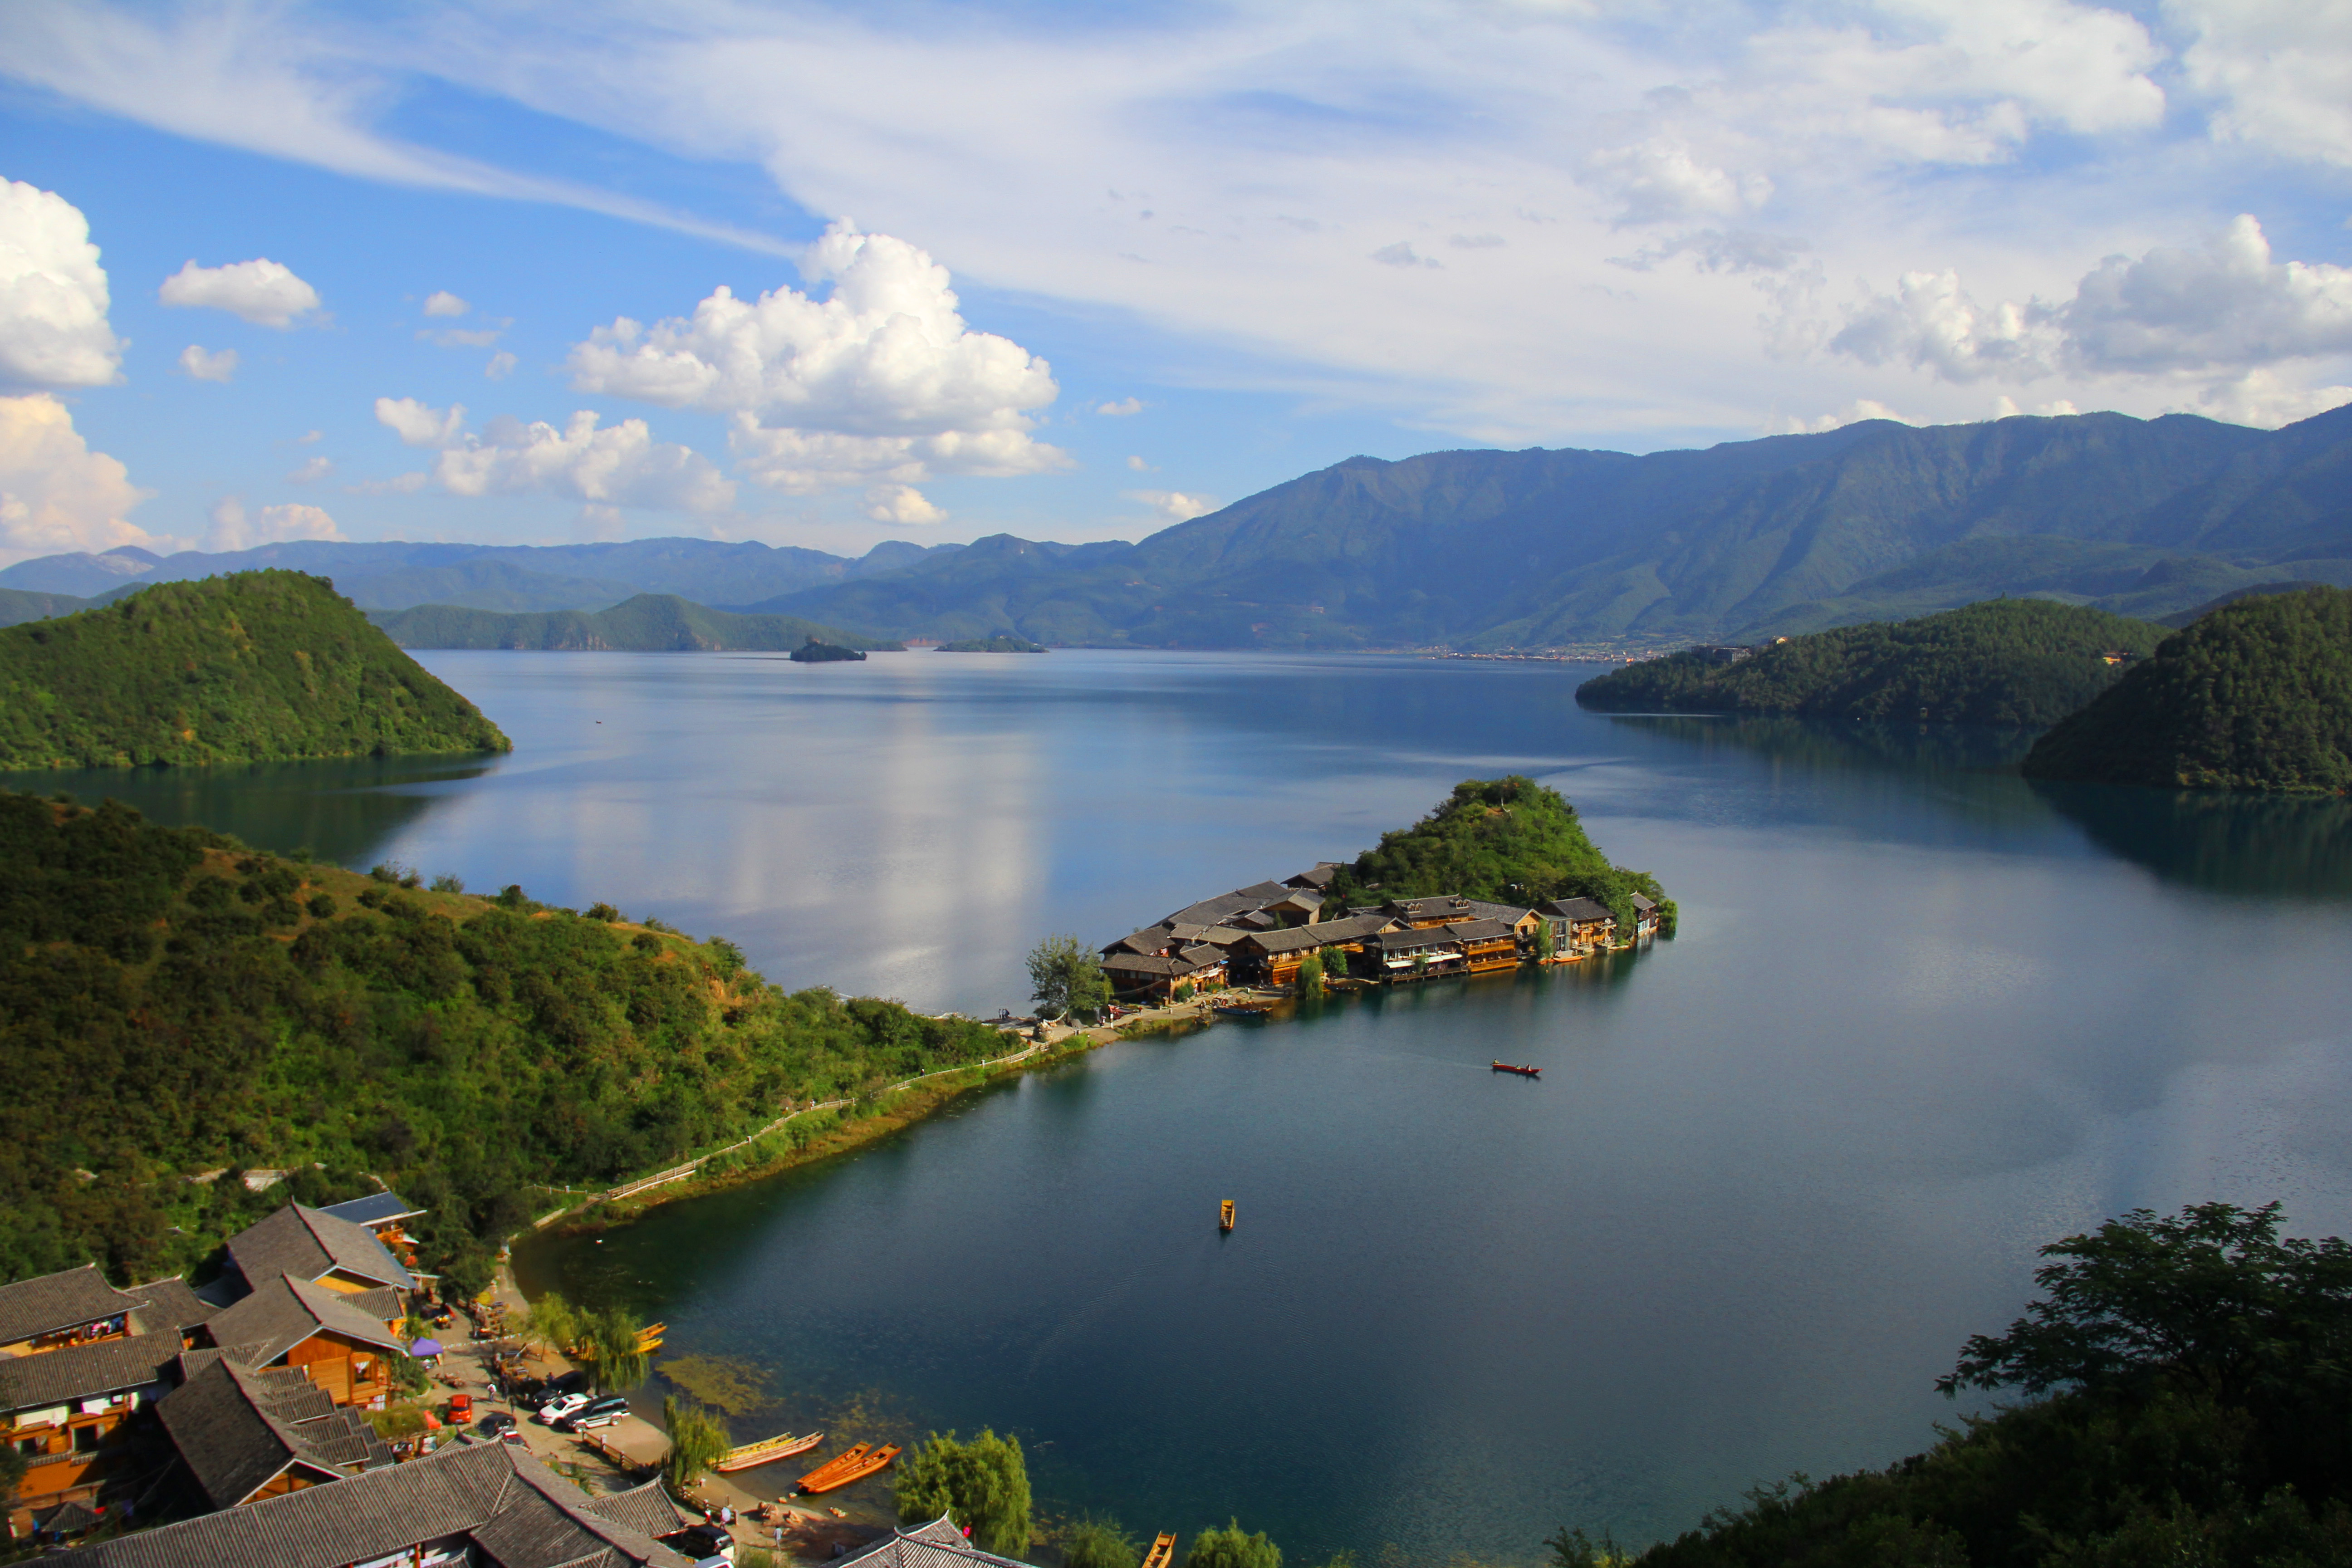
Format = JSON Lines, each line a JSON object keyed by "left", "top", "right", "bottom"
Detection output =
{"left": 0, "top": 571, "right": 509, "bottom": 770}
{"left": 2021, "top": 585, "right": 2352, "bottom": 794}
{"left": 372, "top": 593, "right": 899, "bottom": 652}
{"left": 1575, "top": 600, "right": 2167, "bottom": 727}
{"left": 1324, "top": 776, "right": 1675, "bottom": 936}
{"left": 0, "top": 791, "right": 1011, "bottom": 1293}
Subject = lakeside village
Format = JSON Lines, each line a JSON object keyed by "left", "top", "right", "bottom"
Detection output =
{"left": 1093, "top": 861, "right": 1664, "bottom": 1008}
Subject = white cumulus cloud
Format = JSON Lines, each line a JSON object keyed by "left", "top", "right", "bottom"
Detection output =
{"left": 422, "top": 290, "right": 469, "bottom": 317}
{"left": 206, "top": 496, "right": 343, "bottom": 551}
{"left": 1774, "top": 398, "right": 1920, "bottom": 434}
{"left": 0, "top": 179, "right": 122, "bottom": 390}
{"left": 0, "top": 393, "right": 165, "bottom": 565}
{"left": 567, "top": 220, "right": 1066, "bottom": 493}
{"left": 2190, "top": 370, "right": 2352, "bottom": 429}
{"left": 1095, "top": 397, "right": 1144, "bottom": 416}
{"left": 862, "top": 483, "right": 945, "bottom": 524}
{"left": 372, "top": 396, "right": 734, "bottom": 512}
{"left": 176, "top": 344, "right": 237, "bottom": 382}
{"left": 1126, "top": 489, "right": 1216, "bottom": 523}
{"left": 158, "top": 257, "right": 321, "bottom": 327}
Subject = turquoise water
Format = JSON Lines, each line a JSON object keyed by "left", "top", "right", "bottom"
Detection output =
{"left": 25, "top": 650, "right": 2352, "bottom": 1560}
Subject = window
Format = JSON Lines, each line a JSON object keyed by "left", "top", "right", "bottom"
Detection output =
{"left": 16, "top": 1436, "right": 42, "bottom": 1458}
{"left": 74, "top": 1424, "right": 101, "bottom": 1452}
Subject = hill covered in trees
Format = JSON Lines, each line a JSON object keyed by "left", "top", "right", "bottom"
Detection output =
{"left": 0, "top": 572, "right": 509, "bottom": 770}
{"left": 0, "top": 791, "right": 1010, "bottom": 1292}
{"left": 1325, "top": 776, "right": 1675, "bottom": 936}
{"left": 1553, "top": 1202, "right": 2352, "bottom": 1567}
{"left": 2021, "top": 586, "right": 2352, "bottom": 793}
{"left": 1575, "top": 601, "right": 2168, "bottom": 727}
{"left": 371, "top": 593, "right": 899, "bottom": 652}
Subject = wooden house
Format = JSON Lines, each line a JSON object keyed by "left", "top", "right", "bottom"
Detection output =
{"left": 60, "top": 1435, "right": 699, "bottom": 1568}
{"left": 199, "top": 1276, "right": 410, "bottom": 1411}
{"left": 1, "top": 1336, "right": 180, "bottom": 1535}
{"left": 1282, "top": 863, "right": 1342, "bottom": 892}
{"left": 1463, "top": 901, "right": 1544, "bottom": 947}
{"left": 0, "top": 1265, "right": 142, "bottom": 1359}
{"left": 1363, "top": 926, "right": 1468, "bottom": 981}
{"left": 1387, "top": 895, "right": 1477, "bottom": 929}
{"left": 1262, "top": 889, "right": 1327, "bottom": 927}
{"left": 223, "top": 1204, "right": 418, "bottom": 1301}
{"left": 313, "top": 1193, "right": 426, "bottom": 1272}
{"left": 1540, "top": 897, "right": 1617, "bottom": 956}
{"left": 1101, "top": 945, "right": 1228, "bottom": 1003}
{"left": 156, "top": 1356, "right": 395, "bottom": 1511}
{"left": 1441, "top": 918, "right": 1522, "bottom": 974}
{"left": 1232, "top": 914, "right": 1395, "bottom": 986}
{"left": 1630, "top": 893, "right": 1661, "bottom": 939}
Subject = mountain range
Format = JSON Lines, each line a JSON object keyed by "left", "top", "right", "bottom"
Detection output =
{"left": 7, "top": 403, "right": 2349, "bottom": 648}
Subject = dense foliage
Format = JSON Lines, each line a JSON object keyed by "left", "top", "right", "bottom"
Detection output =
{"left": 0, "top": 791, "right": 1009, "bottom": 1293}
{"left": 1569, "top": 1203, "right": 2352, "bottom": 1567}
{"left": 1574, "top": 601, "right": 2167, "bottom": 727}
{"left": 0, "top": 571, "right": 510, "bottom": 769}
{"left": 1181, "top": 1521, "right": 1283, "bottom": 1568}
{"left": 1028, "top": 934, "right": 1110, "bottom": 1020}
{"left": 2022, "top": 586, "right": 2352, "bottom": 793}
{"left": 895, "top": 1427, "right": 1034, "bottom": 1553}
{"left": 1063, "top": 1517, "right": 1143, "bottom": 1568}
{"left": 1324, "top": 777, "right": 1675, "bottom": 938}
{"left": 370, "top": 593, "right": 897, "bottom": 652}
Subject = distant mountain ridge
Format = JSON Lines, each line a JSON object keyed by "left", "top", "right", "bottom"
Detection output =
{"left": 8, "top": 405, "right": 2352, "bottom": 648}
{"left": 369, "top": 595, "right": 901, "bottom": 652}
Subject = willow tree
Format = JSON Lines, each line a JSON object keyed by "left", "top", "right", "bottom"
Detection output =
{"left": 896, "top": 1427, "right": 1032, "bottom": 1554}
{"left": 587, "top": 1305, "right": 649, "bottom": 1392}
{"left": 662, "top": 1396, "right": 732, "bottom": 1489}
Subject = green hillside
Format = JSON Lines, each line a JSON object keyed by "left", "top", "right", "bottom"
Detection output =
{"left": 372, "top": 593, "right": 900, "bottom": 652}
{"left": 0, "top": 792, "right": 1010, "bottom": 1291}
{"left": 0, "top": 586, "right": 90, "bottom": 628}
{"left": 938, "top": 634, "right": 1046, "bottom": 652}
{"left": 2021, "top": 586, "right": 2352, "bottom": 792}
{"left": 1576, "top": 600, "right": 2168, "bottom": 726}
{"left": 1325, "top": 776, "right": 1675, "bottom": 936}
{"left": 0, "top": 572, "right": 509, "bottom": 770}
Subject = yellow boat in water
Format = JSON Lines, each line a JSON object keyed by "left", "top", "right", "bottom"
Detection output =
{"left": 1142, "top": 1532, "right": 1177, "bottom": 1568}
{"left": 715, "top": 1430, "right": 824, "bottom": 1473}
{"left": 1220, "top": 1200, "right": 1235, "bottom": 1232}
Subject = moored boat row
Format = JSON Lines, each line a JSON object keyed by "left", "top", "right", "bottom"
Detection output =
{"left": 797, "top": 1440, "right": 903, "bottom": 1494}
{"left": 715, "top": 1429, "right": 823, "bottom": 1473}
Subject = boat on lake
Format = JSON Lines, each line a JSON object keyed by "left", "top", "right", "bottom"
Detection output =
{"left": 796, "top": 1442, "right": 871, "bottom": 1492}
{"left": 715, "top": 1430, "right": 823, "bottom": 1473}
{"left": 1142, "top": 1533, "right": 1177, "bottom": 1568}
{"left": 1220, "top": 1200, "right": 1235, "bottom": 1232}
{"left": 803, "top": 1442, "right": 901, "bottom": 1494}
{"left": 1492, "top": 1061, "right": 1541, "bottom": 1078}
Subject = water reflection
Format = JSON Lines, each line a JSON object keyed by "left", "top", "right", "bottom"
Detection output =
{"left": 0, "top": 753, "right": 497, "bottom": 866}
{"left": 2034, "top": 782, "right": 2352, "bottom": 899}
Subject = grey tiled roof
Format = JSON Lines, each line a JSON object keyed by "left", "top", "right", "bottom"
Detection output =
{"left": 1631, "top": 893, "right": 1658, "bottom": 911}
{"left": 1543, "top": 897, "right": 1615, "bottom": 923}
{"left": 0, "top": 1335, "right": 176, "bottom": 1413}
{"left": 63, "top": 1428, "right": 693, "bottom": 1568}
{"left": 1240, "top": 914, "right": 1393, "bottom": 955}
{"left": 1392, "top": 895, "right": 1475, "bottom": 921}
{"left": 1284, "top": 863, "right": 1341, "bottom": 889}
{"left": 579, "top": 1481, "right": 695, "bottom": 1541}
{"left": 1463, "top": 900, "right": 1537, "bottom": 926}
{"left": 316, "top": 1191, "right": 424, "bottom": 1229}
{"left": 0, "top": 1264, "right": 141, "bottom": 1346}
{"left": 205, "top": 1274, "right": 408, "bottom": 1367}
{"left": 159, "top": 1357, "right": 386, "bottom": 1510}
{"left": 1159, "top": 880, "right": 1290, "bottom": 929}
{"left": 226, "top": 1205, "right": 416, "bottom": 1294}
{"left": 1372, "top": 927, "right": 1461, "bottom": 952}
{"left": 840, "top": 1514, "right": 1039, "bottom": 1567}
{"left": 122, "top": 1277, "right": 217, "bottom": 1336}
{"left": 1443, "top": 918, "right": 1518, "bottom": 942}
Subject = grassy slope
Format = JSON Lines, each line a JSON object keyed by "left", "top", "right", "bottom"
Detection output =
{"left": 1575, "top": 600, "right": 2170, "bottom": 727}
{"left": 2021, "top": 586, "right": 2352, "bottom": 792}
{"left": 0, "top": 571, "right": 510, "bottom": 770}
{"left": 0, "top": 792, "right": 1012, "bottom": 1292}
{"left": 371, "top": 593, "right": 901, "bottom": 652}
{"left": 1324, "top": 776, "right": 1675, "bottom": 935}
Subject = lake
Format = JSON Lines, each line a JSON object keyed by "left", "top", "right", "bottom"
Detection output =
{"left": 28, "top": 649, "right": 2352, "bottom": 1562}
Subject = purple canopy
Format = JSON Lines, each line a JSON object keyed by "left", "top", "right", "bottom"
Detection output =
{"left": 409, "top": 1338, "right": 443, "bottom": 1358}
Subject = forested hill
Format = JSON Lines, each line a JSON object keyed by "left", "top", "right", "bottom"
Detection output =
{"left": 0, "top": 792, "right": 1010, "bottom": 1292}
{"left": 2021, "top": 586, "right": 2352, "bottom": 793}
{"left": 371, "top": 594, "right": 900, "bottom": 652}
{"left": 1574, "top": 601, "right": 2168, "bottom": 726}
{"left": 1324, "top": 776, "right": 1675, "bottom": 936}
{"left": 0, "top": 572, "right": 509, "bottom": 770}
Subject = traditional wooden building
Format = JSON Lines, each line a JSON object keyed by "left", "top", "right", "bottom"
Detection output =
{"left": 1360, "top": 926, "right": 1468, "bottom": 981}
{"left": 157, "top": 1357, "right": 395, "bottom": 1511}
{"left": 58, "top": 1435, "right": 697, "bottom": 1568}
{"left": 0, "top": 1266, "right": 143, "bottom": 1359}
{"left": 1, "top": 1336, "right": 181, "bottom": 1536}
{"left": 1630, "top": 892, "right": 1661, "bottom": 939}
{"left": 842, "top": 1514, "right": 1043, "bottom": 1567}
{"left": 1261, "top": 889, "right": 1327, "bottom": 927}
{"left": 200, "top": 1276, "right": 410, "bottom": 1411}
{"left": 1463, "top": 901, "right": 1544, "bottom": 946}
{"left": 313, "top": 1193, "right": 426, "bottom": 1274}
{"left": 223, "top": 1205, "right": 417, "bottom": 1301}
{"left": 1101, "top": 945, "right": 1229, "bottom": 1003}
{"left": 1233, "top": 913, "right": 1396, "bottom": 986}
{"left": 1388, "top": 895, "right": 1477, "bottom": 929}
{"left": 1540, "top": 897, "right": 1617, "bottom": 956}
{"left": 1443, "top": 918, "right": 1522, "bottom": 974}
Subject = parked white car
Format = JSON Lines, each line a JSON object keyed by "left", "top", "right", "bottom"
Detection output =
{"left": 535, "top": 1392, "right": 591, "bottom": 1425}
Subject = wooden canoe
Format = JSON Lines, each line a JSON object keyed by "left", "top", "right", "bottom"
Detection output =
{"left": 797, "top": 1442, "right": 872, "bottom": 1492}
{"left": 803, "top": 1442, "right": 900, "bottom": 1494}
{"left": 1219, "top": 1200, "right": 1235, "bottom": 1232}
{"left": 1142, "top": 1533, "right": 1177, "bottom": 1568}
{"left": 715, "top": 1430, "right": 823, "bottom": 1473}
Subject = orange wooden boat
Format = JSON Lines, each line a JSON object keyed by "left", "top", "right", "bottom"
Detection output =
{"left": 1491, "top": 1061, "right": 1540, "bottom": 1078}
{"left": 803, "top": 1442, "right": 900, "bottom": 1494}
{"left": 796, "top": 1442, "right": 872, "bottom": 1493}
{"left": 715, "top": 1430, "right": 823, "bottom": 1473}
{"left": 1219, "top": 1200, "right": 1235, "bottom": 1232}
{"left": 1141, "top": 1532, "right": 1177, "bottom": 1568}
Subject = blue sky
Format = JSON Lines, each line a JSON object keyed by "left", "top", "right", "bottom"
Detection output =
{"left": 2, "top": 0, "right": 2349, "bottom": 565}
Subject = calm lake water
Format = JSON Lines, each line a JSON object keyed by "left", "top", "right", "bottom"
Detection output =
{"left": 23, "top": 650, "right": 2352, "bottom": 1561}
